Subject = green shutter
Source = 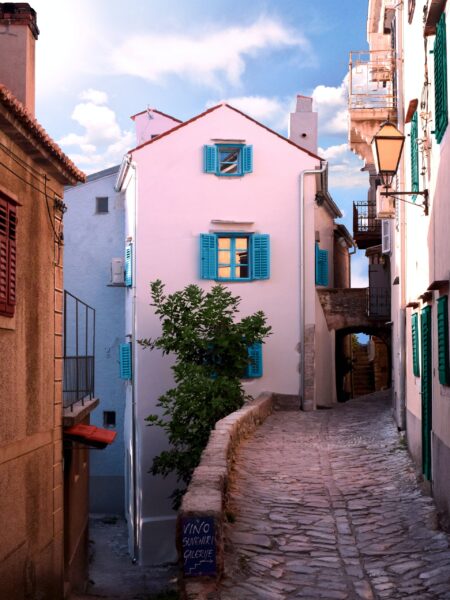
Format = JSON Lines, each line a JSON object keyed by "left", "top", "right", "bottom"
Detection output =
{"left": 242, "top": 145, "right": 253, "bottom": 174}
{"left": 119, "top": 343, "right": 132, "bottom": 380}
{"left": 437, "top": 295, "right": 450, "bottom": 385}
{"left": 203, "top": 145, "right": 218, "bottom": 173}
{"left": 315, "top": 243, "right": 329, "bottom": 286}
{"left": 252, "top": 234, "right": 270, "bottom": 279}
{"left": 125, "top": 244, "right": 132, "bottom": 287}
{"left": 410, "top": 111, "right": 419, "bottom": 201}
{"left": 420, "top": 305, "right": 432, "bottom": 480}
{"left": 199, "top": 234, "right": 217, "bottom": 279}
{"left": 434, "top": 13, "right": 448, "bottom": 144}
{"left": 411, "top": 312, "right": 420, "bottom": 376}
{"left": 245, "top": 342, "right": 263, "bottom": 378}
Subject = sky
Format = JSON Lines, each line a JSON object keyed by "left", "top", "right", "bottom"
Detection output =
{"left": 31, "top": 0, "right": 370, "bottom": 286}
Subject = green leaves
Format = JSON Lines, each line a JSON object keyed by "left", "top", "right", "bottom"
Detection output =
{"left": 140, "top": 281, "right": 271, "bottom": 509}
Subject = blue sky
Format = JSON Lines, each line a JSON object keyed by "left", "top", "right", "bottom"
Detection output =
{"left": 31, "top": 0, "right": 370, "bottom": 285}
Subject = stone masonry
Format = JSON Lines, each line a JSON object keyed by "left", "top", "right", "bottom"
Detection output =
{"left": 219, "top": 391, "right": 450, "bottom": 599}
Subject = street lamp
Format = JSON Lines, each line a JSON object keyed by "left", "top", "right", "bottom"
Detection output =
{"left": 371, "top": 120, "right": 428, "bottom": 215}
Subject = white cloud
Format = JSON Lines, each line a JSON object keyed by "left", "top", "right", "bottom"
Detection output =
{"left": 312, "top": 81, "right": 348, "bottom": 135}
{"left": 319, "top": 142, "right": 368, "bottom": 189}
{"left": 206, "top": 95, "right": 294, "bottom": 130}
{"left": 58, "top": 90, "right": 133, "bottom": 173}
{"left": 79, "top": 89, "right": 109, "bottom": 105}
{"left": 351, "top": 255, "right": 369, "bottom": 288}
{"left": 110, "top": 18, "right": 310, "bottom": 89}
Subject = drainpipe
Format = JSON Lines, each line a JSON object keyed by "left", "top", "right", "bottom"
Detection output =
{"left": 115, "top": 155, "right": 139, "bottom": 563}
{"left": 299, "top": 160, "right": 328, "bottom": 410}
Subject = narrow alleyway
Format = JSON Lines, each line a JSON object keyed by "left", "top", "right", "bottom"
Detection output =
{"left": 220, "top": 391, "right": 450, "bottom": 599}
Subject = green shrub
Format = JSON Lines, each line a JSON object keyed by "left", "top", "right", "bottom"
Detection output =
{"left": 140, "top": 281, "right": 271, "bottom": 508}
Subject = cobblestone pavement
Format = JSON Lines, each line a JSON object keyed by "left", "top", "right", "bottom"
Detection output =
{"left": 219, "top": 391, "right": 450, "bottom": 599}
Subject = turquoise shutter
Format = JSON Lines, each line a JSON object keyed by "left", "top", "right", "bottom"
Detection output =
{"left": 119, "top": 343, "right": 132, "bottom": 379}
{"left": 437, "top": 295, "right": 450, "bottom": 385}
{"left": 434, "top": 13, "right": 448, "bottom": 143}
{"left": 199, "top": 234, "right": 217, "bottom": 279}
{"left": 420, "top": 305, "right": 432, "bottom": 479}
{"left": 242, "top": 145, "right": 253, "bottom": 174}
{"left": 411, "top": 312, "right": 420, "bottom": 377}
{"left": 203, "top": 145, "right": 217, "bottom": 173}
{"left": 315, "top": 244, "right": 329, "bottom": 286}
{"left": 125, "top": 244, "right": 132, "bottom": 287}
{"left": 410, "top": 112, "right": 419, "bottom": 201}
{"left": 252, "top": 234, "right": 270, "bottom": 279}
{"left": 245, "top": 342, "right": 263, "bottom": 378}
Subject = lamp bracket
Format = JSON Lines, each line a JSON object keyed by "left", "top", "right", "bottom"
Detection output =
{"left": 380, "top": 188, "right": 429, "bottom": 215}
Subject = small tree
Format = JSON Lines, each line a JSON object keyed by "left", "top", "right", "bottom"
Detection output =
{"left": 139, "top": 280, "right": 271, "bottom": 508}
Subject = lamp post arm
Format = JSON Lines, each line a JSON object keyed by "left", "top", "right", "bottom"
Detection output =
{"left": 380, "top": 189, "right": 429, "bottom": 215}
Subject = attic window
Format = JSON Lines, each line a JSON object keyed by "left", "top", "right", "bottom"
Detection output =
{"left": 96, "top": 197, "right": 109, "bottom": 213}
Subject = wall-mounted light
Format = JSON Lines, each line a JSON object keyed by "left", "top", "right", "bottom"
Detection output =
{"left": 372, "top": 121, "right": 429, "bottom": 215}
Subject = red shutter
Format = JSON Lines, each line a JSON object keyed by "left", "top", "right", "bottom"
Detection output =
{"left": 0, "top": 197, "right": 8, "bottom": 313}
{"left": 7, "top": 203, "right": 17, "bottom": 312}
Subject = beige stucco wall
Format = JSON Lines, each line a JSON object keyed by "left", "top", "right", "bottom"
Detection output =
{"left": 0, "top": 125, "right": 65, "bottom": 598}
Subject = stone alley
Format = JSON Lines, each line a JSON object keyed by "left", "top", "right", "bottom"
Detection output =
{"left": 219, "top": 392, "right": 450, "bottom": 599}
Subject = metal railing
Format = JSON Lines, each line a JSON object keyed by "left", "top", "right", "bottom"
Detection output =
{"left": 349, "top": 49, "right": 397, "bottom": 111}
{"left": 368, "top": 286, "right": 391, "bottom": 319}
{"left": 63, "top": 291, "right": 96, "bottom": 410}
{"left": 353, "top": 201, "right": 382, "bottom": 236}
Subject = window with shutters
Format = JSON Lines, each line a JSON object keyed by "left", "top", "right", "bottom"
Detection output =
{"left": 200, "top": 233, "right": 269, "bottom": 281}
{"left": 315, "top": 243, "right": 329, "bottom": 286}
{"left": 382, "top": 220, "right": 391, "bottom": 254}
{"left": 124, "top": 243, "right": 132, "bottom": 287}
{"left": 434, "top": 12, "right": 448, "bottom": 144}
{"left": 437, "top": 295, "right": 450, "bottom": 385}
{"left": 411, "top": 312, "right": 420, "bottom": 377}
{"left": 243, "top": 342, "right": 263, "bottom": 378}
{"left": 203, "top": 144, "right": 253, "bottom": 176}
{"left": 410, "top": 111, "right": 419, "bottom": 201}
{"left": 119, "top": 342, "right": 132, "bottom": 379}
{"left": 0, "top": 195, "right": 17, "bottom": 318}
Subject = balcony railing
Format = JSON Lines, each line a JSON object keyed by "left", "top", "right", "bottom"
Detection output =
{"left": 353, "top": 201, "right": 382, "bottom": 249}
{"left": 368, "top": 286, "right": 391, "bottom": 319}
{"left": 349, "top": 49, "right": 397, "bottom": 111}
{"left": 63, "top": 291, "right": 96, "bottom": 410}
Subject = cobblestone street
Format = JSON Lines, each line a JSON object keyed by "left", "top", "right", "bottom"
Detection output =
{"left": 219, "top": 391, "right": 450, "bottom": 599}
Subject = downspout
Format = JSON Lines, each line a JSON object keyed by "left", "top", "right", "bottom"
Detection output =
{"left": 299, "top": 160, "right": 328, "bottom": 410}
{"left": 115, "top": 154, "right": 139, "bottom": 562}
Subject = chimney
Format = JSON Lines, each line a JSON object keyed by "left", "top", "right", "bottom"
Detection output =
{"left": 0, "top": 3, "right": 39, "bottom": 116}
{"left": 288, "top": 95, "right": 318, "bottom": 155}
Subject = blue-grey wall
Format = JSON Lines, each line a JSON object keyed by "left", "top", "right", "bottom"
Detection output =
{"left": 64, "top": 165, "right": 126, "bottom": 514}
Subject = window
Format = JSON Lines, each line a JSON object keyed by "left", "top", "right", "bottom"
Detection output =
{"left": 96, "top": 196, "right": 109, "bottom": 213}
{"left": 411, "top": 312, "right": 420, "bottom": 377}
{"left": 434, "top": 12, "right": 448, "bottom": 144}
{"left": 0, "top": 195, "right": 17, "bottom": 317}
{"left": 103, "top": 411, "right": 116, "bottom": 428}
{"left": 203, "top": 144, "right": 253, "bottom": 176}
{"left": 200, "top": 233, "right": 269, "bottom": 281}
{"left": 437, "top": 295, "right": 450, "bottom": 385}
{"left": 244, "top": 342, "right": 263, "bottom": 378}
{"left": 410, "top": 111, "right": 419, "bottom": 201}
{"left": 315, "top": 243, "right": 329, "bottom": 286}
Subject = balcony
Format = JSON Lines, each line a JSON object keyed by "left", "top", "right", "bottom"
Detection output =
{"left": 348, "top": 48, "right": 398, "bottom": 164}
{"left": 63, "top": 291, "right": 96, "bottom": 413}
{"left": 353, "top": 201, "right": 381, "bottom": 249}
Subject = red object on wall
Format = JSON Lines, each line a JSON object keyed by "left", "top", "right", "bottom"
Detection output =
{"left": 64, "top": 424, "right": 117, "bottom": 449}
{"left": 0, "top": 195, "right": 17, "bottom": 317}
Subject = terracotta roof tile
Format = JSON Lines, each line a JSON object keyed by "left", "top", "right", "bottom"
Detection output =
{"left": 0, "top": 85, "right": 85, "bottom": 183}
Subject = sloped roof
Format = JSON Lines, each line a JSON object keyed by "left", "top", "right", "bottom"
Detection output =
{"left": 0, "top": 85, "right": 85, "bottom": 184}
{"left": 129, "top": 103, "right": 323, "bottom": 161}
{"left": 130, "top": 107, "right": 182, "bottom": 123}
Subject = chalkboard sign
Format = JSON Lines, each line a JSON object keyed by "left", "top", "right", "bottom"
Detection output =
{"left": 181, "top": 516, "right": 216, "bottom": 577}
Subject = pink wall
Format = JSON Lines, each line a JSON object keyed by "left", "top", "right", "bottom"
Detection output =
{"left": 132, "top": 109, "right": 181, "bottom": 146}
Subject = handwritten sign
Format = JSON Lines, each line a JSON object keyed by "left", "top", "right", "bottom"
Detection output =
{"left": 181, "top": 516, "right": 216, "bottom": 577}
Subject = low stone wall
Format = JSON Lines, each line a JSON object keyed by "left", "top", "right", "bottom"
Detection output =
{"left": 177, "top": 392, "right": 274, "bottom": 600}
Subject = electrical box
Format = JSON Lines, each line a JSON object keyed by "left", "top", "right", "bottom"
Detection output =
{"left": 111, "top": 258, "right": 124, "bottom": 284}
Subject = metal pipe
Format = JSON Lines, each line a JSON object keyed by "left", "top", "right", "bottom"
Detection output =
{"left": 299, "top": 160, "right": 327, "bottom": 410}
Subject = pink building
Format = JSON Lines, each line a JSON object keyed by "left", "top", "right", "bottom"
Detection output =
{"left": 116, "top": 99, "right": 350, "bottom": 563}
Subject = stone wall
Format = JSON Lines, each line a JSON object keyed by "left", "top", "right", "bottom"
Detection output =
{"left": 177, "top": 392, "right": 274, "bottom": 599}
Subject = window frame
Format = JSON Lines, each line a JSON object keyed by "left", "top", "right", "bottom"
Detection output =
{"left": 217, "top": 144, "right": 244, "bottom": 177}
{"left": 96, "top": 196, "right": 109, "bottom": 214}
{"left": 410, "top": 111, "right": 419, "bottom": 201}
{"left": 216, "top": 233, "right": 251, "bottom": 282}
{"left": 434, "top": 12, "right": 448, "bottom": 144}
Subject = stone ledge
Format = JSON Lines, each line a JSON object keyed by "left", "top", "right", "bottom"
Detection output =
{"left": 63, "top": 397, "right": 99, "bottom": 427}
{"left": 177, "top": 392, "right": 274, "bottom": 600}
